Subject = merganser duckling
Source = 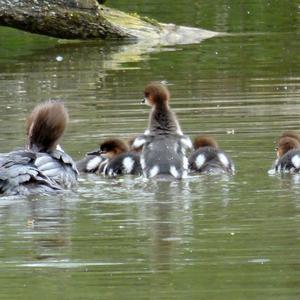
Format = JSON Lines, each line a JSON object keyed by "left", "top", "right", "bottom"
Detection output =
{"left": 133, "top": 82, "right": 192, "bottom": 179}
{"left": 188, "top": 135, "right": 235, "bottom": 174}
{"left": 76, "top": 146, "right": 107, "bottom": 174}
{"left": 0, "top": 101, "right": 78, "bottom": 195}
{"left": 271, "top": 134, "right": 300, "bottom": 173}
{"left": 100, "top": 138, "right": 142, "bottom": 177}
{"left": 76, "top": 139, "right": 127, "bottom": 174}
{"left": 141, "top": 82, "right": 183, "bottom": 135}
{"left": 77, "top": 138, "right": 142, "bottom": 177}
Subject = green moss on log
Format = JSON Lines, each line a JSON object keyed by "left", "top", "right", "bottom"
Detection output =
{"left": 0, "top": 0, "right": 220, "bottom": 42}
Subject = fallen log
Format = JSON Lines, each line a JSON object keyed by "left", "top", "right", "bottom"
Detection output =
{"left": 0, "top": 0, "right": 220, "bottom": 44}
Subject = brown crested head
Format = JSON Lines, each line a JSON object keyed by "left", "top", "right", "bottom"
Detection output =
{"left": 26, "top": 101, "right": 68, "bottom": 152}
{"left": 143, "top": 82, "right": 170, "bottom": 107}
{"left": 276, "top": 136, "right": 300, "bottom": 157}
{"left": 193, "top": 135, "right": 219, "bottom": 150}
{"left": 278, "top": 131, "right": 300, "bottom": 144}
{"left": 99, "top": 138, "right": 129, "bottom": 159}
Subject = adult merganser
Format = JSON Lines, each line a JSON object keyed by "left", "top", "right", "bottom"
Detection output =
{"left": 0, "top": 101, "right": 78, "bottom": 195}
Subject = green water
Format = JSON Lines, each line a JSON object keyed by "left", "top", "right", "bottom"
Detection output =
{"left": 0, "top": 1, "right": 300, "bottom": 299}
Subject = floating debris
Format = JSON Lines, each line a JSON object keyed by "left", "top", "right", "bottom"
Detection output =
{"left": 56, "top": 55, "right": 63, "bottom": 62}
{"left": 226, "top": 129, "right": 235, "bottom": 135}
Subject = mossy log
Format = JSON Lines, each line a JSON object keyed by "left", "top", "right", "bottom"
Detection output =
{"left": 0, "top": 0, "right": 220, "bottom": 43}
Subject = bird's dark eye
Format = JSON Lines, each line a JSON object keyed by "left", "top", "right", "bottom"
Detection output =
{"left": 144, "top": 92, "right": 150, "bottom": 97}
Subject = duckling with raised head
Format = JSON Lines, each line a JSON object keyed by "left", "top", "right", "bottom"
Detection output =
{"left": 141, "top": 82, "right": 184, "bottom": 135}
{"left": 188, "top": 135, "right": 235, "bottom": 174}
{"left": 0, "top": 101, "right": 78, "bottom": 195}
{"left": 133, "top": 82, "right": 192, "bottom": 179}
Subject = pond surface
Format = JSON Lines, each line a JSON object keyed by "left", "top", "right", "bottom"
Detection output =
{"left": 0, "top": 1, "right": 300, "bottom": 299}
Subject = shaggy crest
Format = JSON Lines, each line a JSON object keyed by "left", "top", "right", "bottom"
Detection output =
{"left": 26, "top": 101, "right": 68, "bottom": 152}
{"left": 278, "top": 131, "right": 300, "bottom": 143}
{"left": 193, "top": 135, "right": 219, "bottom": 150}
{"left": 276, "top": 136, "right": 300, "bottom": 157}
{"left": 143, "top": 82, "right": 170, "bottom": 106}
{"left": 100, "top": 138, "right": 129, "bottom": 156}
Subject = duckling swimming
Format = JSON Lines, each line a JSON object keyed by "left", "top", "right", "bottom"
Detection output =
{"left": 0, "top": 101, "right": 78, "bottom": 195}
{"left": 76, "top": 149, "right": 107, "bottom": 174}
{"left": 188, "top": 135, "right": 235, "bottom": 174}
{"left": 102, "top": 138, "right": 142, "bottom": 177}
{"left": 76, "top": 138, "right": 141, "bottom": 177}
{"left": 270, "top": 132, "right": 300, "bottom": 173}
{"left": 133, "top": 82, "right": 192, "bottom": 179}
{"left": 75, "top": 139, "right": 120, "bottom": 174}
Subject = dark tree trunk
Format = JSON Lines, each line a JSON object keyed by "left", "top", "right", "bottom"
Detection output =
{"left": 0, "top": 0, "right": 220, "bottom": 43}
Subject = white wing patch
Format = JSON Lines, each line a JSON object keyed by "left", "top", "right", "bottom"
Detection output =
{"left": 291, "top": 154, "right": 300, "bottom": 169}
{"left": 182, "top": 170, "right": 188, "bottom": 178}
{"left": 140, "top": 156, "right": 146, "bottom": 170}
{"left": 175, "top": 119, "right": 183, "bottom": 135}
{"left": 132, "top": 137, "right": 146, "bottom": 149}
{"left": 56, "top": 144, "right": 64, "bottom": 152}
{"left": 268, "top": 168, "right": 276, "bottom": 175}
{"left": 102, "top": 162, "right": 108, "bottom": 175}
{"left": 176, "top": 128, "right": 183, "bottom": 135}
{"left": 122, "top": 157, "right": 135, "bottom": 173}
{"left": 108, "top": 168, "right": 115, "bottom": 177}
{"left": 170, "top": 166, "right": 180, "bottom": 179}
{"left": 195, "top": 154, "right": 206, "bottom": 169}
{"left": 183, "top": 156, "right": 189, "bottom": 170}
{"left": 180, "top": 136, "right": 193, "bottom": 149}
{"left": 149, "top": 165, "right": 159, "bottom": 178}
{"left": 86, "top": 156, "right": 103, "bottom": 171}
{"left": 173, "top": 143, "right": 178, "bottom": 153}
{"left": 218, "top": 153, "right": 229, "bottom": 167}
{"left": 231, "top": 164, "right": 236, "bottom": 174}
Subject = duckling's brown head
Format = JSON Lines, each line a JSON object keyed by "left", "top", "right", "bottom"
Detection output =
{"left": 276, "top": 136, "right": 300, "bottom": 157}
{"left": 26, "top": 101, "right": 68, "bottom": 152}
{"left": 278, "top": 131, "right": 300, "bottom": 143}
{"left": 193, "top": 135, "right": 219, "bottom": 150}
{"left": 99, "top": 138, "right": 129, "bottom": 159}
{"left": 142, "top": 82, "right": 170, "bottom": 107}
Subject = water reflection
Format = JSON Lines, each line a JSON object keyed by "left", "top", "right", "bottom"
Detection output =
{"left": 0, "top": 193, "right": 78, "bottom": 263}
{"left": 0, "top": 1, "right": 300, "bottom": 298}
{"left": 144, "top": 181, "right": 191, "bottom": 271}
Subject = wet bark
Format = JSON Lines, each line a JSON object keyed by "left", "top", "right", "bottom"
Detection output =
{"left": 0, "top": 0, "right": 135, "bottom": 39}
{"left": 0, "top": 0, "right": 220, "bottom": 43}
